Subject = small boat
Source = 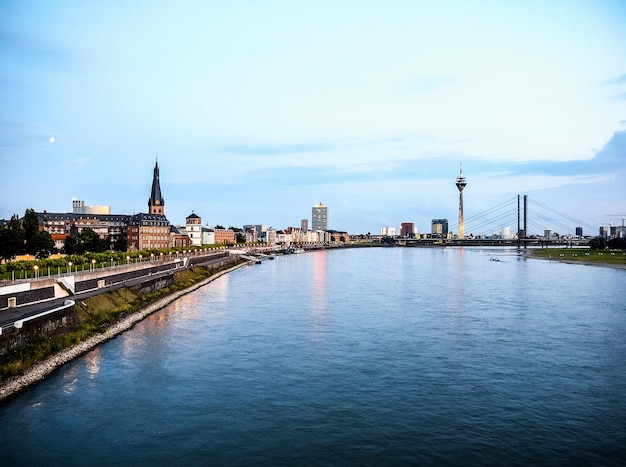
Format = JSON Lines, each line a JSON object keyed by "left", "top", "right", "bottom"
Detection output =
{"left": 490, "top": 257, "right": 500, "bottom": 262}
{"left": 294, "top": 248, "right": 305, "bottom": 254}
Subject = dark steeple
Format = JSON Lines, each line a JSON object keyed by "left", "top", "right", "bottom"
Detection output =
{"left": 148, "top": 159, "right": 165, "bottom": 215}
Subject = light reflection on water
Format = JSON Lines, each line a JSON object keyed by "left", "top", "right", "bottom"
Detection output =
{"left": 0, "top": 247, "right": 625, "bottom": 465}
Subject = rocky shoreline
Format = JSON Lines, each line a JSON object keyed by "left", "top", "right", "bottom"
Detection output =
{"left": 0, "top": 262, "right": 248, "bottom": 403}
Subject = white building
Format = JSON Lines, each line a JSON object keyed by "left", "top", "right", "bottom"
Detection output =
{"left": 185, "top": 212, "right": 203, "bottom": 246}
{"left": 266, "top": 228, "right": 277, "bottom": 244}
{"left": 316, "top": 230, "right": 332, "bottom": 243}
{"left": 202, "top": 227, "right": 215, "bottom": 245}
{"left": 72, "top": 198, "right": 110, "bottom": 215}
{"left": 276, "top": 230, "right": 292, "bottom": 244}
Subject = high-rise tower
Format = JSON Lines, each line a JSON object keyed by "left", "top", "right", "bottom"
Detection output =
{"left": 312, "top": 202, "right": 328, "bottom": 231}
{"left": 455, "top": 163, "right": 467, "bottom": 239}
{"left": 148, "top": 159, "right": 165, "bottom": 215}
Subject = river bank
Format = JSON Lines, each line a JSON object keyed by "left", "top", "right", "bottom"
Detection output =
{"left": 524, "top": 249, "right": 626, "bottom": 270}
{"left": 0, "top": 261, "right": 248, "bottom": 403}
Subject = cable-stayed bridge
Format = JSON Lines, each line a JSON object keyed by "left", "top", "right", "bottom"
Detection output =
{"left": 449, "top": 195, "right": 596, "bottom": 239}
{"left": 398, "top": 195, "right": 596, "bottom": 247}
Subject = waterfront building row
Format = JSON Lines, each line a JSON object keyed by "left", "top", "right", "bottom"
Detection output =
{"left": 23, "top": 162, "right": 348, "bottom": 252}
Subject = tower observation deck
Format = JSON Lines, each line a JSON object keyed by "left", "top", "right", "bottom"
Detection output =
{"left": 456, "top": 163, "right": 467, "bottom": 239}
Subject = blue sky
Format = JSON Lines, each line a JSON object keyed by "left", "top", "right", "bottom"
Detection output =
{"left": 1, "top": 1, "right": 625, "bottom": 235}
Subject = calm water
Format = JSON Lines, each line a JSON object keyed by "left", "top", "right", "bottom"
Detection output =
{"left": 1, "top": 247, "right": 625, "bottom": 465}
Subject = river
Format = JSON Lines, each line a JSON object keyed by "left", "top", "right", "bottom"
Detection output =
{"left": 0, "top": 247, "right": 625, "bottom": 465}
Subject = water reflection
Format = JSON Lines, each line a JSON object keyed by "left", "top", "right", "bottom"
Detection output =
{"left": 62, "top": 366, "right": 78, "bottom": 395}
{"left": 309, "top": 251, "right": 329, "bottom": 349}
{"left": 452, "top": 247, "right": 467, "bottom": 332}
{"left": 121, "top": 328, "right": 146, "bottom": 359}
{"left": 150, "top": 292, "right": 204, "bottom": 326}
{"left": 311, "top": 251, "right": 327, "bottom": 316}
{"left": 85, "top": 348, "right": 101, "bottom": 380}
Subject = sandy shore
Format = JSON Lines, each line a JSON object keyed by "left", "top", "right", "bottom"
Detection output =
{"left": 0, "top": 262, "right": 247, "bottom": 403}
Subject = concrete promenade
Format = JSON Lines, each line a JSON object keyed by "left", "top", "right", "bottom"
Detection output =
{"left": 0, "top": 250, "right": 231, "bottom": 329}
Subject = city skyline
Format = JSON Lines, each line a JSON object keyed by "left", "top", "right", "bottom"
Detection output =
{"left": 1, "top": 2, "right": 625, "bottom": 234}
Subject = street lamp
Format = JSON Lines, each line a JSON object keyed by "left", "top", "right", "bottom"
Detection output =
{"left": 139, "top": 254, "right": 143, "bottom": 263}
{"left": 91, "top": 259, "right": 96, "bottom": 271}
{"left": 67, "top": 262, "right": 73, "bottom": 274}
{"left": 33, "top": 265, "right": 39, "bottom": 279}
{"left": 126, "top": 255, "right": 130, "bottom": 265}
{"left": 150, "top": 253, "right": 154, "bottom": 261}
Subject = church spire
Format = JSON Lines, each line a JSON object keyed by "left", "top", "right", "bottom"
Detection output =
{"left": 148, "top": 158, "right": 164, "bottom": 215}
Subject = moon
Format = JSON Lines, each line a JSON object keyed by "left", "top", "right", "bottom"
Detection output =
{"left": 49, "top": 136, "right": 55, "bottom": 143}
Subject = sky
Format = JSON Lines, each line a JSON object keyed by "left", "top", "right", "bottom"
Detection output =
{"left": 1, "top": 0, "right": 625, "bottom": 236}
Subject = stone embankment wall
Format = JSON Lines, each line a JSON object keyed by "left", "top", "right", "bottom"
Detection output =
{"left": 134, "top": 274, "right": 176, "bottom": 296}
{"left": 0, "top": 285, "right": 55, "bottom": 309}
{"left": 0, "top": 304, "right": 79, "bottom": 355}
{"left": 0, "top": 270, "right": 179, "bottom": 355}
{"left": 73, "top": 261, "right": 178, "bottom": 293}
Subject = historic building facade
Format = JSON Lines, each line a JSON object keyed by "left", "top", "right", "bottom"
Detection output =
{"left": 148, "top": 161, "right": 165, "bottom": 215}
{"left": 127, "top": 213, "right": 170, "bottom": 250}
{"left": 127, "top": 160, "right": 171, "bottom": 250}
{"left": 36, "top": 211, "right": 129, "bottom": 250}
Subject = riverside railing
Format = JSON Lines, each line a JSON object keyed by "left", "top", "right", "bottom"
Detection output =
{"left": 1, "top": 248, "right": 231, "bottom": 285}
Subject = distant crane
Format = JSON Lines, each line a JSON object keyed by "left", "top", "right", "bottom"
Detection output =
{"left": 606, "top": 214, "right": 626, "bottom": 227}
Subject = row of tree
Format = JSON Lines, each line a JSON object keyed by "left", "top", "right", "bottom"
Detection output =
{"left": 64, "top": 228, "right": 107, "bottom": 254}
{"left": 0, "top": 209, "right": 130, "bottom": 261}
{"left": 0, "top": 209, "right": 55, "bottom": 260}
{"left": 588, "top": 236, "right": 626, "bottom": 250}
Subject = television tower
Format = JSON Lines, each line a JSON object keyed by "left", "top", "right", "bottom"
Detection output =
{"left": 456, "top": 163, "right": 467, "bottom": 239}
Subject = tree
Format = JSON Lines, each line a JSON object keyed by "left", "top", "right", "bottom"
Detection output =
{"left": 63, "top": 228, "right": 108, "bottom": 254}
{"left": 23, "top": 208, "right": 40, "bottom": 255}
{"left": 33, "top": 230, "right": 55, "bottom": 258}
{"left": 111, "top": 232, "right": 128, "bottom": 252}
{"left": 381, "top": 236, "right": 394, "bottom": 245}
{"left": 589, "top": 236, "right": 607, "bottom": 250}
{"left": 20, "top": 208, "right": 56, "bottom": 258}
{"left": 81, "top": 228, "right": 108, "bottom": 253}
{"left": 0, "top": 229, "right": 9, "bottom": 260}
{"left": 63, "top": 234, "right": 80, "bottom": 254}
{"left": 608, "top": 237, "right": 626, "bottom": 250}
{"left": 215, "top": 225, "right": 225, "bottom": 229}
{"left": 0, "top": 214, "right": 25, "bottom": 260}
{"left": 235, "top": 232, "right": 246, "bottom": 244}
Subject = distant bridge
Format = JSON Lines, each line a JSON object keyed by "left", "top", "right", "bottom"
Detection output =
{"left": 446, "top": 194, "right": 597, "bottom": 239}
{"left": 395, "top": 237, "right": 589, "bottom": 248}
